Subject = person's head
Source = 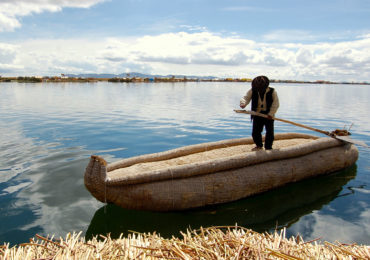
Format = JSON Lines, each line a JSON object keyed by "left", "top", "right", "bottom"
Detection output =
{"left": 252, "top": 75, "right": 269, "bottom": 91}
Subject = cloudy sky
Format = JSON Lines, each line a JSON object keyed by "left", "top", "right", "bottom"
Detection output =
{"left": 0, "top": 0, "right": 369, "bottom": 81}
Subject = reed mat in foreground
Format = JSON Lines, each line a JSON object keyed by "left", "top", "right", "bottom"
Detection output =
{"left": 1, "top": 226, "right": 369, "bottom": 259}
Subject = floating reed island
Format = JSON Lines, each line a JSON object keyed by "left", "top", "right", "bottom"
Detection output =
{"left": 1, "top": 226, "right": 369, "bottom": 259}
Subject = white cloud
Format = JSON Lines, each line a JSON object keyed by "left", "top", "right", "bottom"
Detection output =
{"left": 0, "top": 12, "right": 21, "bottom": 32}
{"left": 0, "top": 42, "right": 23, "bottom": 73}
{"left": 1, "top": 31, "right": 370, "bottom": 81}
{"left": 0, "top": 42, "right": 17, "bottom": 62}
{"left": 263, "top": 30, "right": 318, "bottom": 43}
{"left": 296, "top": 48, "right": 313, "bottom": 65}
{"left": 0, "top": 0, "right": 107, "bottom": 32}
{"left": 179, "top": 24, "right": 208, "bottom": 32}
{"left": 289, "top": 210, "right": 370, "bottom": 244}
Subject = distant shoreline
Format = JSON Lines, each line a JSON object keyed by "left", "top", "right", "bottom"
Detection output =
{"left": 0, "top": 76, "right": 369, "bottom": 85}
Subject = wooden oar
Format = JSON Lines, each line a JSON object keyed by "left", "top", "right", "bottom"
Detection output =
{"left": 234, "top": 110, "right": 330, "bottom": 135}
{"left": 234, "top": 109, "right": 369, "bottom": 148}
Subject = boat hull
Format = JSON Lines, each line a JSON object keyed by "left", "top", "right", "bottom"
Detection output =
{"left": 84, "top": 133, "right": 358, "bottom": 211}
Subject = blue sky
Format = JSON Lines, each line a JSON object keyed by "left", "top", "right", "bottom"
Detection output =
{"left": 0, "top": 0, "right": 369, "bottom": 81}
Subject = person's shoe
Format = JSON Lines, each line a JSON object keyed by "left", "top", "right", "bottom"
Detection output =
{"left": 265, "top": 147, "right": 273, "bottom": 150}
{"left": 252, "top": 146, "right": 263, "bottom": 151}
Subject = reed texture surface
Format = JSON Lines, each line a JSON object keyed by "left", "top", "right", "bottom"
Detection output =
{"left": 2, "top": 226, "right": 369, "bottom": 259}
{"left": 109, "top": 138, "right": 312, "bottom": 181}
{"left": 105, "top": 133, "right": 323, "bottom": 185}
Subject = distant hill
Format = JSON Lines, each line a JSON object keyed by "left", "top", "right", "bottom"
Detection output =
{"left": 65, "top": 72, "right": 217, "bottom": 80}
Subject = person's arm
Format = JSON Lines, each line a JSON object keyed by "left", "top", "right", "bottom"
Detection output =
{"left": 240, "top": 89, "right": 252, "bottom": 108}
{"left": 268, "top": 91, "right": 279, "bottom": 117}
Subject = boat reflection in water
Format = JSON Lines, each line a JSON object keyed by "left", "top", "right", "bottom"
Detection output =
{"left": 85, "top": 165, "right": 356, "bottom": 240}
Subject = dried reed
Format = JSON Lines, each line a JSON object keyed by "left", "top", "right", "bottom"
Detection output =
{"left": 1, "top": 226, "right": 369, "bottom": 259}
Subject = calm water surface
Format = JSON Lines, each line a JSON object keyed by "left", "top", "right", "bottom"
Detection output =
{"left": 0, "top": 82, "right": 369, "bottom": 245}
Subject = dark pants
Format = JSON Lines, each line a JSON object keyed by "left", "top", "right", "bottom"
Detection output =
{"left": 252, "top": 116, "right": 274, "bottom": 149}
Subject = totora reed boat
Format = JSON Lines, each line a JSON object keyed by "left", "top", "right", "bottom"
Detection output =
{"left": 84, "top": 133, "right": 358, "bottom": 211}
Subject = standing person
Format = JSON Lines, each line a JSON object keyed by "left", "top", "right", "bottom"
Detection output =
{"left": 240, "top": 75, "right": 279, "bottom": 150}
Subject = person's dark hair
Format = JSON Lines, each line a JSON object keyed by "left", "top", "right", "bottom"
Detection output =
{"left": 252, "top": 75, "right": 269, "bottom": 90}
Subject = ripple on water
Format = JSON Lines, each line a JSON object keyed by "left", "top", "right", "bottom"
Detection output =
{"left": 0, "top": 82, "right": 369, "bottom": 245}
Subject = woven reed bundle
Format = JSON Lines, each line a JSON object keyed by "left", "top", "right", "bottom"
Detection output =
{"left": 105, "top": 133, "right": 319, "bottom": 185}
{"left": 108, "top": 136, "right": 314, "bottom": 184}
{"left": 2, "top": 227, "right": 369, "bottom": 259}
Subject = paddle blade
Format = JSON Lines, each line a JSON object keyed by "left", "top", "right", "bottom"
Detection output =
{"left": 335, "top": 135, "right": 369, "bottom": 148}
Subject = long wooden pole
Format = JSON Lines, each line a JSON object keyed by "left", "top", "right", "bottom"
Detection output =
{"left": 234, "top": 110, "right": 330, "bottom": 136}
{"left": 234, "top": 110, "right": 370, "bottom": 147}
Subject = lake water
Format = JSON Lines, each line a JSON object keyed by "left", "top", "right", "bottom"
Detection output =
{"left": 0, "top": 81, "right": 369, "bottom": 246}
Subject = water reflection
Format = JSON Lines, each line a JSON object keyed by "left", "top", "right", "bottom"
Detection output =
{"left": 0, "top": 126, "right": 98, "bottom": 245}
{"left": 86, "top": 166, "right": 356, "bottom": 241}
{"left": 1, "top": 82, "right": 369, "bottom": 245}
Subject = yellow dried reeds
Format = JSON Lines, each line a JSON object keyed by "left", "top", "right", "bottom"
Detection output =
{"left": 1, "top": 226, "right": 369, "bottom": 259}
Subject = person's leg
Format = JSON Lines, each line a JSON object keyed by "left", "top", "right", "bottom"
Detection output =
{"left": 264, "top": 119, "right": 274, "bottom": 149}
{"left": 252, "top": 116, "right": 264, "bottom": 148}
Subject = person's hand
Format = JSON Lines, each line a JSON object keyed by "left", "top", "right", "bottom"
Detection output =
{"left": 240, "top": 103, "right": 246, "bottom": 109}
{"left": 267, "top": 115, "right": 273, "bottom": 119}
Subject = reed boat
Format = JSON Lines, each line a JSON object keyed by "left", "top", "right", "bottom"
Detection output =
{"left": 84, "top": 133, "right": 358, "bottom": 211}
